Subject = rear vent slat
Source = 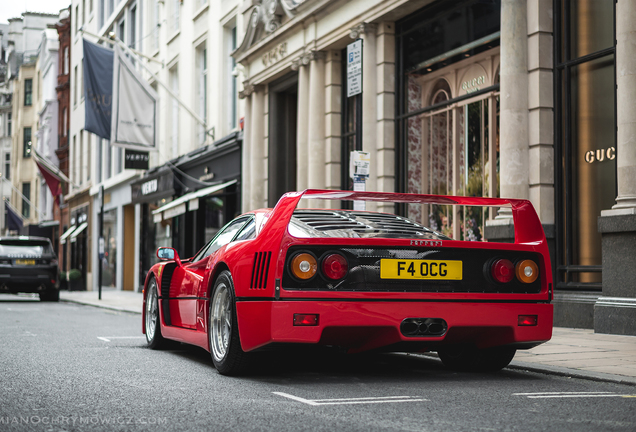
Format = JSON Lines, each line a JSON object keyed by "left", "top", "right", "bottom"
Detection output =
{"left": 292, "top": 210, "right": 447, "bottom": 239}
{"left": 250, "top": 251, "right": 271, "bottom": 290}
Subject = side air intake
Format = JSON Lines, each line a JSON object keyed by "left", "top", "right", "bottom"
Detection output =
{"left": 251, "top": 251, "right": 271, "bottom": 289}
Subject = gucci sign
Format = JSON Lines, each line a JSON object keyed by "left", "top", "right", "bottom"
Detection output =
{"left": 262, "top": 42, "right": 287, "bottom": 67}
{"left": 585, "top": 147, "right": 615, "bottom": 164}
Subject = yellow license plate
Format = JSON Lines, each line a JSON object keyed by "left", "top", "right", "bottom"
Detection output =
{"left": 16, "top": 259, "right": 36, "bottom": 265}
{"left": 380, "top": 259, "right": 462, "bottom": 280}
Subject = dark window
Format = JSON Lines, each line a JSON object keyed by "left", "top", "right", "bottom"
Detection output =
{"left": 7, "top": 112, "right": 11, "bottom": 136}
{"left": 22, "top": 182, "right": 31, "bottom": 219}
{"left": 4, "top": 153, "right": 9, "bottom": 180}
{"left": 268, "top": 73, "right": 297, "bottom": 207}
{"left": 23, "top": 127, "right": 32, "bottom": 158}
{"left": 555, "top": 0, "right": 616, "bottom": 290}
{"left": 340, "top": 47, "right": 362, "bottom": 205}
{"left": 24, "top": 79, "right": 32, "bottom": 106}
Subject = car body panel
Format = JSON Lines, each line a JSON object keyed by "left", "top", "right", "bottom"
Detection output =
{"left": 142, "top": 190, "right": 553, "bottom": 356}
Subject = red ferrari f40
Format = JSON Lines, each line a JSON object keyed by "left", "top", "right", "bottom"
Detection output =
{"left": 142, "top": 190, "right": 553, "bottom": 375}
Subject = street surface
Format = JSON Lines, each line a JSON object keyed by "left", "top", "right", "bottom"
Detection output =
{"left": 1, "top": 294, "right": 636, "bottom": 431}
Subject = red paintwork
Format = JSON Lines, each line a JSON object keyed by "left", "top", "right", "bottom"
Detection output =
{"left": 142, "top": 190, "right": 553, "bottom": 354}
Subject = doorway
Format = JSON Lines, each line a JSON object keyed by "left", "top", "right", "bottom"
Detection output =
{"left": 268, "top": 73, "right": 298, "bottom": 207}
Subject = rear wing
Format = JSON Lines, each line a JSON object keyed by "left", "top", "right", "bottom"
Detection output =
{"left": 264, "top": 190, "right": 546, "bottom": 246}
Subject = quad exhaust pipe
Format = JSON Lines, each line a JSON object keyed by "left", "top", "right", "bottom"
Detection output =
{"left": 400, "top": 318, "right": 447, "bottom": 337}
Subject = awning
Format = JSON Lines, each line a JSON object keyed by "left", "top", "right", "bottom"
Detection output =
{"left": 152, "top": 180, "right": 237, "bottom": 221}
{"left": 70, "top": 222, "right": 88, "bottom": 243}
{"left": 59, "top": 226, "right": 77, "bottom": 245}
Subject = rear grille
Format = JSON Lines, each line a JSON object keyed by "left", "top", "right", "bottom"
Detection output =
{"left": 251, "top": 251, "right": 271, "bottom": 289}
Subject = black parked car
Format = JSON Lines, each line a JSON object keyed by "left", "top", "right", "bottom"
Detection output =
{"left": 0, "top": 236, "right": 59, "bottom": 301}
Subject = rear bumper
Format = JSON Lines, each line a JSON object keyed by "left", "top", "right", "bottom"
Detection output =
{"left": 236, "top": 300, "right": 553, "bottom": 353}
{"left": 0, "top": 266, "right": 58, "bottom": 292}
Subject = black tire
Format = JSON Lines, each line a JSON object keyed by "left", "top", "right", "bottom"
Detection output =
{"left": 39, "top": 289, "right": 59, "bottom": 302}
{"left": 145, "top": 277, "right": 166, "bottom": 349}
{"left": 209, "top": 271, "right": 250, "bottom": 375}
{"left": 438, "top": 345, "right": 516, "bottom": 372}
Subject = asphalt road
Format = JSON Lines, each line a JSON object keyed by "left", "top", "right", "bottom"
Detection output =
{"left": 1, "top": 294, "right": 636, "bottom": 432}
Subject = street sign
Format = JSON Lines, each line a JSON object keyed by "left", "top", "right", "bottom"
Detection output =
{"left": 347, "top": 39, "right": 363, "bottom": 98}
{"left": 98, "top": 237, "right": 105, "bottom": 260}
{"left": 350, "top": 150, "right": 370, "bottom": 179}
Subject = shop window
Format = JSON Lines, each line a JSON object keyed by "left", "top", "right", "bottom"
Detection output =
{"left": 555, "top": 0, "right": 616, "bottom": 289}
{"left": 396, "top": 0, "right": 500, "bottom": 240}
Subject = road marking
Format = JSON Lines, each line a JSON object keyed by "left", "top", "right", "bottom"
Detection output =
{"left": 273, "top": 392, "right": 428, "bottom": 406}
{"left": 514, "top": 392, "right": 636, "bottom": 399}
{"left": 97, "top": 336, "right": 146, "bottom": 342}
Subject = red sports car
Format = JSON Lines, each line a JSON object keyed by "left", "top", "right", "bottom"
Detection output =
{"left": 142, "top": 190, "right": 553, "bottom": 375}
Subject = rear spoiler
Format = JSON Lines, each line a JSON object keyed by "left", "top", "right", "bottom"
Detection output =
{"left": 267, "top": 190, "right": 546, "bottom": 246}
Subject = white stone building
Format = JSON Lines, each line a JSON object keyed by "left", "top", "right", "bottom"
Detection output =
{"left": 233, "top": 0, "right": 636, "bottom": 335}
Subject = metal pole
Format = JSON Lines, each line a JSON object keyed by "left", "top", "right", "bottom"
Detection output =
{"left": 98, "top": 185, "right": 104, "bottom": 300}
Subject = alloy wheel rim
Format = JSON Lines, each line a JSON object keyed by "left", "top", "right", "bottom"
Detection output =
{"left": 211, "top": 283, "right": 232, "bottom": 362}
{"left": 145, "top": 282, "right": 157, "bottom": 341}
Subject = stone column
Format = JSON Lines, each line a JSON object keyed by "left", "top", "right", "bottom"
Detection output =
{"left": 354, "top": 23, "right": 378, "bottom": 197}
{"left": 250, "top": 86, "right": 265, "bottom": 210}
{"left": 307, "top": 51, "right": 326, "bottom": 208}
{"left": 376, "top": 22, "right": 396, "bottom": 213}
{"left": 240, "top": 85, "right": 252, "bottom": 212}
{"left": 295, "top": 59, "right": 310, "bottom": 192}
{"left": 486, "top": 0, "right": 530, "bottom": 239}
{"left": 595, "top": 0, "right": 636, "bottom": 335}
{"left": 324, "top": 50, "right": 342, "bottom": 208}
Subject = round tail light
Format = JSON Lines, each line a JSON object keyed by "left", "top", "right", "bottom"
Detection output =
{"left": 491, "top": 259, "right": 514, "bottom": 283}
{"left": 516, "top": 259, "right": 539, "bottom": 283}
{"left": 290, "top": 253, "right": 317, "bottom": 280}
{"left": 322, "top": 253, "right": 348, "bottom": 280}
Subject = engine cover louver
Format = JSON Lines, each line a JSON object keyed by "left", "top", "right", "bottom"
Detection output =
{"left": 251, "top": 251, "right": 271, "bottom": 289}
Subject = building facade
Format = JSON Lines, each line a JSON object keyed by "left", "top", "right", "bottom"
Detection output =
{"left": 234, "top": 0, "right": 635, "bottom": 335}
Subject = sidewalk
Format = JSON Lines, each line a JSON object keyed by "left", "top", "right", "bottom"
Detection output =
{"left": 60, "top": 289, "right": 636, "bottom": 385}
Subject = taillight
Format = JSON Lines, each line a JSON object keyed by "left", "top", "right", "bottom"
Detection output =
{"left": 290, "top": 253, "right": 317, "bottom": 280}
{"left": 516, "top": 259, "right": 539, "bottom": 283}
{"left": 491, "top": 259, "right": 514, "bottom": 283}
{"left": 321, "top": 253, "right": 348, "bottom": 280}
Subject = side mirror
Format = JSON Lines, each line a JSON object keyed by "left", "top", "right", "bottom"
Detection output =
{"left": 157, "top": 247, "right": 182, "bottom": 266}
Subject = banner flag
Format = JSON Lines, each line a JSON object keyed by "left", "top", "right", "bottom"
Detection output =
{"left": 111, "top": 44, "right": 158, "bottom": 151}
{"left": 5, "top": 200, "right": 23, "bottom": 231}
{"left": 34, "top": 158, "right": 63, "bottom": 205}
{"left": 83, "top": 38, "right": 114, "bottom": 140}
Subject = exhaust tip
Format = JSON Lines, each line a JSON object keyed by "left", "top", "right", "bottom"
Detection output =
{"left": 400, "top": 318, "right": 447, "bottom": 337}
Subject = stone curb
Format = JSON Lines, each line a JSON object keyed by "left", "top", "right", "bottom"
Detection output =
{"left": 508, "top": 361, "right": 636, "bottom": 386}
{"left": 60, "top": 298, "right": 142, "bottom": 315}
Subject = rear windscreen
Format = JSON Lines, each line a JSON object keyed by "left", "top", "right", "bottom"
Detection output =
{"left": 0, "top": 241, "right": 54, "bottom": 257}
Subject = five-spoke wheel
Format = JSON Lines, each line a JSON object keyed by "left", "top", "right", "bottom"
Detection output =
{"left": 145, "top": 277, "right": 165, "bottom": 349}
{"left": 209, "top": 271, "right": 249, "bottom": 375}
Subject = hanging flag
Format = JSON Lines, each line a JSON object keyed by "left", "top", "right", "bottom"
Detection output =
{"left": 83, "top": 38, "right": 113, "bottom": 140}
{"left": 5, "top": 201, "right": 23, "bottom": 231}
{"left": 110, "top": 44, "right": 158, "bottom": 152}
{"left": 34, "top": 158, "right": 63, "bottom": 205}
